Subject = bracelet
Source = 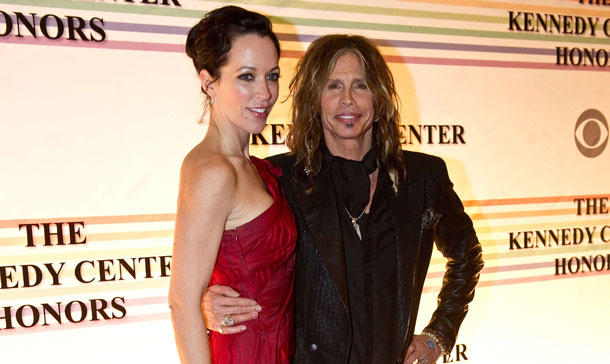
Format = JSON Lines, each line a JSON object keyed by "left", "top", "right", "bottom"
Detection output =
{"left": 421, "top": 329, "right": 450, "bottom": 355}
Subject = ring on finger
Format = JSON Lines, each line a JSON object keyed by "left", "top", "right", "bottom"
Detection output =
{"left": 417, "top": 356, "right": 429, "bottom": 364}
{"left": 221, "top": 314, "right": 235, "bottom": 327}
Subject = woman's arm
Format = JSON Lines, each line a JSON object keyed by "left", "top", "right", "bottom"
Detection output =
{"left": 169, "top": 157, "right": 236, "bottom": 364}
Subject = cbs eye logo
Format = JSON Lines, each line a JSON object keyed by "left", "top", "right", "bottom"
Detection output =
{"left": 574, "top": 109, "right": 608, "bottom": 158}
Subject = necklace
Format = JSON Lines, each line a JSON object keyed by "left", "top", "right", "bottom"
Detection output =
{"left": 344, "top": 206, "right": 366, "bottom": 240}
{"left": 344, "top": 169, "right": 378, "bottom": 240}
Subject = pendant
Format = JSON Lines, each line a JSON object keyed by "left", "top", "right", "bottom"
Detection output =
{"left": 351, "top": 218, "right": 362, "bottom": 240}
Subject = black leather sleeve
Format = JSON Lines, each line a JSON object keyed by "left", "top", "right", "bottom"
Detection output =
{"left": 424, "top": 159, "right": 484, "bottom": 351}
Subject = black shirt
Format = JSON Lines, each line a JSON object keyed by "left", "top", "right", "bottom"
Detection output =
{"left": 342, "top": 168, "right": 398, "bottom": 364}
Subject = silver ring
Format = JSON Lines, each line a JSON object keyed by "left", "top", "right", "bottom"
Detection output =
{"left": 221, "top": 314, "right": 234, "bottom": 327}
{"left": 417, "top": 356, "right": 429, "bottom": 364}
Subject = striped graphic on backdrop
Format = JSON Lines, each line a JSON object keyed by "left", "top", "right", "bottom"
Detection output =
{"left": 1, "top": 193, "right": 608, "bottom": 335}
{"left": 2, "top": 0, "right": 610, "bottom": 70}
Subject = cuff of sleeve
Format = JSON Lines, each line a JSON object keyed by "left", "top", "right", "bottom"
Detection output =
{"left": 421, "top": 329, "right": 450, "bottom": 355}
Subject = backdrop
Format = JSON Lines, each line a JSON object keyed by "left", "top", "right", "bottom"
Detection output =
{"left": 1, "top": 0, "right": 609, "bottom": 363}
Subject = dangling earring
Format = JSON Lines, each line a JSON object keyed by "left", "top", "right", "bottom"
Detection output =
{"left": 304, "top": 138, "right": 314, "bottom": 176}
{"left": 303, "top": 162, "right": 313, "bottom": 177}
{"left": 374, "top": 115, "right": 379, "bottom": 123}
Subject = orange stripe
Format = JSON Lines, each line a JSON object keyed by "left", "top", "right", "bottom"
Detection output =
{"left": 422, "top": 268, "right": 610, "bottom": 292}
{"left": 469, "top": 208, "right": 575, "bottom": 220}
{"left": 462, "top": 194, "right": 609, "bottom": 207}
{"left": 0, "top": 230, "right": 174, "bottom": 247}
{"left": 0, "top": 312, "right": 169, "bottom": 336}
{"left": 471, "top": 217, "right": 609, "bottom": 235}
{"left": 3, "top": 215, "right": 602, "bottom": 248}
{"left": 0, "top": 195, "right": 606, "bottom": 228}
{"left": 0, "top": 213, "right": 176, "bottom": 228}
{"left": 430, "top": 238, "right": 610, "bottom": 265}
{"left": 0, "top": 277, "right": 169, "bottom": 301}
{"left": 401, "top": 0, "right": 610, "bottom": 17}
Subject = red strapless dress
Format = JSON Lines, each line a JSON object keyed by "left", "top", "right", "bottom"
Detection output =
{"left": 208, "top": 156, "right": 297, "bottom": 364}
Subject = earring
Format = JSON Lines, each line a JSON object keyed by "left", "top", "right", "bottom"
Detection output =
{"left": 374, "top": 115, "right": 379, "bottom": 122}
{"left": 303, "top": 164, "right": 313, "bottom": 177}
{"left": 210, "top": 98, "right": 215, "bottom": 105}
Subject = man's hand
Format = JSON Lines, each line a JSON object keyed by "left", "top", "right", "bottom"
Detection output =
{"left": 403, "top": 335, "right": 442, "bottom": 364}
{"left": 202, "top": 285, "right": 261, "bottom": 334}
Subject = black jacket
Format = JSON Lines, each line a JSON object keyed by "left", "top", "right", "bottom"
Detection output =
{"left": 267, "top": 150, "right": 484, "bottom": 364}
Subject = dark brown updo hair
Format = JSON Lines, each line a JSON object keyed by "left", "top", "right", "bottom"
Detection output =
{"left": 185, "top": 6, "right": 280, "bottom": 86}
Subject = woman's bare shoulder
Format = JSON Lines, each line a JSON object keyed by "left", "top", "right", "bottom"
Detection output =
{"left": 179, "top": 146, "right": 238, "bottom": 203}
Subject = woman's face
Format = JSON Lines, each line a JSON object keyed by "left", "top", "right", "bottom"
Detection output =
{"left": 203, "top": 33, "right": 280, "bottom": 134}
{"left": 320, "top": 52, "right": 374, "bottom": 153}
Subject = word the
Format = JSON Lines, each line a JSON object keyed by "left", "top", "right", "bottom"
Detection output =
{"left": 574, "top": 197, "right": 609, "bottom": 215}
{"left": 19, "top": 221, "right": 86, "bottom": 247}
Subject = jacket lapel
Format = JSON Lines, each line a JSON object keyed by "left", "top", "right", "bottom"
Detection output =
{"left": 392, "top": 170, "right": 423, "bottom": 270}
{"left": 292, "top": 162, "right": 350, "bottom": 311}
{"left": 391, "top": 163, "right": 424, "bottom": 358}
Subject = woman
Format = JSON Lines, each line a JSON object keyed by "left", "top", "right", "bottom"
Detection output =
{"left": 203, "top": 34, "right": 484, "bottom": 364}
{"left": 168, "top": 6, "right": 297, "bottom": 364}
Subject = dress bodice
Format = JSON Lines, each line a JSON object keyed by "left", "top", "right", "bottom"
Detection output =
{"left": 208, "top": 156, "right": 297, "bottom": 364}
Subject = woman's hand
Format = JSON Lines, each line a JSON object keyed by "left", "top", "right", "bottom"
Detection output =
{"left": 203, "top": 285, "right": 262, "bottom": 334}
{"left": 403, "top": 335, "right": 442, "bottom": 364}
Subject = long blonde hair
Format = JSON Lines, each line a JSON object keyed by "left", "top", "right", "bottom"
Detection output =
{"left": 286, "top": 34, "right": 406, "bottom": 189}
